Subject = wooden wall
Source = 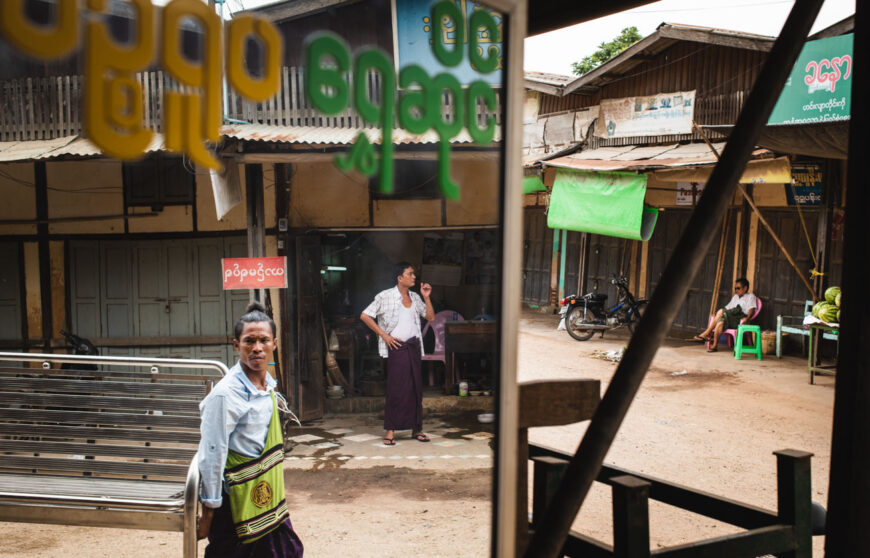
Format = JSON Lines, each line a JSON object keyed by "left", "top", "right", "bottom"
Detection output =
{"left": 536, "top": 42, "right": 768, "bottom": 146}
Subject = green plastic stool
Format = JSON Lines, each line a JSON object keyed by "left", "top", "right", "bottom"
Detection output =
{"left": 734, "top": 324, "right": 763, "bottom": 360}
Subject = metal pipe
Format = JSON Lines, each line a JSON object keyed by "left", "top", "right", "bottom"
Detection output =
{"left": 0, "top": 493, "right": 185, "bottom": 510}
{"left": 0, "top": 352, "right": 229, "bottom": 376}
{"left": 183, "top": 458, "right": 200, "bottom": 558}
{"left": 523, "top": 2, "right": 824, "bottom": 556}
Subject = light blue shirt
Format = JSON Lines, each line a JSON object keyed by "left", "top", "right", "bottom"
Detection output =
{"left": 197, "top": 361, "right": 277, "bottom": 508}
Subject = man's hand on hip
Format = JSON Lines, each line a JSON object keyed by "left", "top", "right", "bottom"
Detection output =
{"left": 382, "top": 333, "right": 402, "bottom": 350}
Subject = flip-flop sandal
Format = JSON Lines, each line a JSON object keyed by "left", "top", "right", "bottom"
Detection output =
{"left": 706, "top": 346, "right": 718, "bottom": 353}
{"left": 692, "top": 335, "right": 708, "bottom": 343}
{"left": 383, "top": 437, "right": 396, "bottom": 446}
{"left": 413, "top": 433, "right": 430, "bottom": 442}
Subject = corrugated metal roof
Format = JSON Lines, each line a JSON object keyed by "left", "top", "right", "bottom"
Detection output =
{"left": 0, "top": 134, "right": 166, "bottom": 162}
{"left": 0, "top": 125, "right": 500, "bottom": 163}
{"left": 543, "top": 141, "right": 770, "bottom": 172}
{"left": 219, "top": 124, "right": 502, "bottom": 145}
{"left": 524, "top": 72, "right": 575, "bottom": 86}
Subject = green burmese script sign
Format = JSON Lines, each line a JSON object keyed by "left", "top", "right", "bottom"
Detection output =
{"left": 768, "top": 33, "right": 853, "bottom": 125}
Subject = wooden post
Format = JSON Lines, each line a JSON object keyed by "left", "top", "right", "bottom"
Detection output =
{"left": 611, "top": 475, "right": 651, "bottom": 558}
{"left": 775, "top": 450, "right": 813, "bottom": 558}
{"left": 34, "top": 162, "right": 51, "bottom": 350}
{"left": 246, "top": 164, "right": 266, "bottom": 303}
{"left": 531, "top": 456, "right": 570, "bottom": 528}
{"left": 732, "top": 210, "right": 744, "bottom": 285}
{"left": 549, "top": 228, "right": 560, "bottom": 308}
{"left": 708, "top": 210, "right": 731, "bottom": 318}
{"left": 628, "top": 240, "right": 639, "bottom": 298}
{"left": 746, "top": 210, "right": 759, "bottom": 289}
{"left": 638, "top": 241, "right": 649, "bottom": 299}
{"left": 577, "top": 232, "right": 588, "bottom": 296}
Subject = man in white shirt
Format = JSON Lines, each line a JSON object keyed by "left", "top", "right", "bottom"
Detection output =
{"left": 361, "top": 261, "right": 435, "bottom": 445}
{"left": 695, "top": 277, "right": 757, "bottom": 352}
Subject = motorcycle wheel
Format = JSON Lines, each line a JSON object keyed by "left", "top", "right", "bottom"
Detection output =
{"left": 626, "top": 301, "right": 648, "bottom": 334}
{"left": 566, "top": 305, "right": 596, "bottom": 341}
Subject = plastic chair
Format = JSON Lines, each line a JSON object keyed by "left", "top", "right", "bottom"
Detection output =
{"left": 421, "top": 310, "right": 464, "bottom": 386}
{"left": 734, "top": 324, "right": 763, "bottom": 360}
{"left": 706, "top": 297, "right": 762, "bottom": 350}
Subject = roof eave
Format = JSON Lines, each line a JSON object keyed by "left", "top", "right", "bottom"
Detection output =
{"left": 561, "top": 24, "right": 775, "bottom": 97}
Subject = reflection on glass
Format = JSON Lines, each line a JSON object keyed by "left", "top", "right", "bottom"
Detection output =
{"left": 0, "top": 0, "right": 507, "bottom": 555}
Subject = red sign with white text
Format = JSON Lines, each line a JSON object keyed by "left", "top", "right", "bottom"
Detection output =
{"left": 222, "top": 257, "right": 288, "bottom": 290}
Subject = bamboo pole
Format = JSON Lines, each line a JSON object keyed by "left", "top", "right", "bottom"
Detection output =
{"left": 708, "top": 210, "right": 731, "bottom": 318}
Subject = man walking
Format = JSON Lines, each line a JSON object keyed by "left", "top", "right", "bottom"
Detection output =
{"left": 361, "top": 262, "right": 435, "bottom": 445}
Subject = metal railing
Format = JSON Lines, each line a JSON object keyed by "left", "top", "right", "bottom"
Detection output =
{"left": 0, "top": 67, "right": 503, "bottom": 142}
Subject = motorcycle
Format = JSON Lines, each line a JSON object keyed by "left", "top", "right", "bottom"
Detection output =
{"left": 559, "top": 276, "right": 648, "bottom": 341}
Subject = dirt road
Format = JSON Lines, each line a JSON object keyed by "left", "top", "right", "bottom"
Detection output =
{"left": 0, "top": 311, "right": 833, "bottom": 556}
{"left": 519, "top": 312, "right": 833, "bottom": 556}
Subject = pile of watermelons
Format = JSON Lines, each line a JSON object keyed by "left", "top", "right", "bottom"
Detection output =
{"left": 812, "top": 286, "right": 841, "bottom": 323}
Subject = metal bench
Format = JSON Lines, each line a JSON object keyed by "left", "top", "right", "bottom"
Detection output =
{"left": 776, "top": 300, "right": 838, "bottom": 358}
{"left": 0, "top": 352, "right": 228, "bottom": 558}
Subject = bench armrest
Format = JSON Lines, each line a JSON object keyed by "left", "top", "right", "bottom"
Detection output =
{"left": 183, "top": 456, "right": 200, "bottom": 558}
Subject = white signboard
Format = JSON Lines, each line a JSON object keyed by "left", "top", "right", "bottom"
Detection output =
{"left": 596, "top": 90, "right": 696, "bottom": 139}
{"left": 676, "top": 181, "right": 705, "bottom": 206}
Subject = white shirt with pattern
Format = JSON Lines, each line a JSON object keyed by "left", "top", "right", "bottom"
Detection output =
{"left": 362, "top": 286, "right": 427, "bottom": 357}
{"left": 725, "top": 292, "right": 757, "bottom": 316}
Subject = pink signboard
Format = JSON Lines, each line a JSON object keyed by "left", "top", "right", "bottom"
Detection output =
{"left": 222, "top": 257, "right": 288, "bottom": 290}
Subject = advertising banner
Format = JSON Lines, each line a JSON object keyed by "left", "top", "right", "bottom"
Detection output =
{"left": 222, "top": 257, "right": 288, "bottom": 290}
{"left": 395, "top": 0, "right": 503, "bottom": 85}
{"left": 768, "top": 34, "right": 852, "bottom": 125}
{"left": 595, "top": 90, "right": 696, "bottom": 139}
{"left": 787, "top": 163, "right": 823, "bottom": 205}
{"left": 676, "top": 182, "right": 705, "bottom": 206}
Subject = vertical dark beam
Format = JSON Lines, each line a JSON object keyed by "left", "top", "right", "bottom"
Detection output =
{"left": 274, "top": 163, "right": 293, "bottom": 406}
{"left": 34, "top": 162, "right": 52, "bottom": 349}
{"left": 516, "top": 428, "right": 530, "bottom": 554}
{"left": 775, "top": 450, "right": 812, "bottom": 558}
{"left": 611, "top": 476, "right": 651, "bottom": 558}
{"left": 245, "top": 164, "right": 265, "bottom": 303}
{"left": 826, "top": 2, "right": 870, "bottom": 554}
{"left": 531, "top": 456, "right": 569, "bottom": 528}
{"left": 524, "top": 2, "right": 823, "bottom": 556}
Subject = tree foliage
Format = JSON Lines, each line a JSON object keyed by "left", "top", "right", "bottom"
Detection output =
{"left": 571, "top": 27, "right": 643, "bottom": 76}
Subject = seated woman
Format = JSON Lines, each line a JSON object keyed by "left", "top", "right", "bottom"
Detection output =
{"left": 694, "top": 277, "right": 757, "bottom": 353}
{"left": 197, "top": 302, "right": 304, "bottom": 557}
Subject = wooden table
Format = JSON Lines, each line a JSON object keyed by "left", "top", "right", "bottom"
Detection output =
{"left": 444, "top": 320, "right": 497, "bottom": 394}
{"left": 808, "top": 323, "right": 838, "bottom": 384}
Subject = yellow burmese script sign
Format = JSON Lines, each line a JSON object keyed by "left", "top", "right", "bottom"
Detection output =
{"left": 0, "top": 0, "right": 282, "bottom": 170}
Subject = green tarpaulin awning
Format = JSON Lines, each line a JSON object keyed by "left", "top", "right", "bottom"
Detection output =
{"left": 547, "top": 169, "right": 658, "bottom": 241}
{"left": 523, "top": 174, "right": 547, "bottom": 194}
